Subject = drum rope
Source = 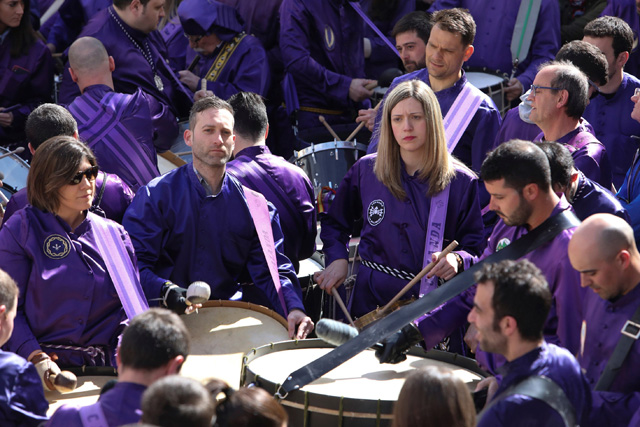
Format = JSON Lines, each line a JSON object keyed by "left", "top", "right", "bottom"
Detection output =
{"left": 360, "top": 259, "right": 415, "bottom": 281}
{"left": 40, "top": 343, "right": 106, "bottom": 365}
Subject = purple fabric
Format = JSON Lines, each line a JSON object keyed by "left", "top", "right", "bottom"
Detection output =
{"left": 601, "top": 0, "right": 640, "bottom": 77}
{"left": 0, "top": 350, "right": 48, "bottom": 426}
{"left": 583, "top": 73, "right": 640, "bottom": 189}
{"left": 218, "top": 0, "right": 283, "bottom": 50}
{"left": 0, "top": 208, "right": 132, "bottom": 367}
{"left": 47, "top": 381, "right": 146, "bottom": 427}
{"left": 429, "top": 0, "right": 560, "bottom": 90}
{"left": 493, "top": 106, "right": 542, "bottom": 147}
{"left": 478, "top": 343, "right": 591, "bottom": 427}
{"left": 226, "top": 145, "right": 316, "bottom": 271}
{"left": 320, "top": 154, "right": 485, "bottom": 317}
{"left": 46, "top": 0, "right": 110, "bottom": 52}
{"left": 178, "top": 0, "right": 244, "bottom": 40}
{"left": 617, "top": 149, "right": 640, "bottom": 243}
{"left": 159, "top": 17, "right": 189, "bottom": 72}
{"left": 122, "top": 166, "right": 305, "bottom": 318}
{"left": 571, "top": 171, "right": 629, "bottom": 222}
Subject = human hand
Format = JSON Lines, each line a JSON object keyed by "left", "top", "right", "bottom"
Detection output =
{"left": 314, "top": 259, "right": 348, "bottom": 294}
{"left": 0, "top": 111, "right": 14, "bottom": 127}
{"left": 348, "top": 78, "right": 375, "bottom": 102}
{"left": 428, "top": 252, "right": 459, "bottom": 281}
{"left": 178, "top": 70, "right": 200, "bottom": 92}
{"left": 356, "top": 108, "right": 377, "bottom": 132}
{"left": 194, "top": 89, "right": 215, "bottom": 102}
{"left": 287, "top": 309, "right": 314, "bottom": 339}
{"left": 504, "top": 78, "right": 523, "bottom": 102}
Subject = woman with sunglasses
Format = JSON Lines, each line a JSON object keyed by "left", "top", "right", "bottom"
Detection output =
{"left": 0, "top": 136, "right": 136, "bottom": 389}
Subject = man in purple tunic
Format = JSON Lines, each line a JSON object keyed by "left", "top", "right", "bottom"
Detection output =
{"left": 226, "top": 92, "right": 316, "bottom": 273}
{"left": 529, "top": 61, "right": 613, "bottom": 190}
{"left": 177, "top": 0, "right": 270, "bottom": 100}
{"left": 45, "top": 0, "right": 111, "bottom": 53}
{"left": 582, "top": 16, "right": 640, "bottom": 189}
{"left": 568, "top": 214, "right": 640, "bottom": 426}
{"left": 67, "top": 37, "right": 165, "bottom": 192}
{"left": 1, "top": 104, "right": 135, "bottom": 227}
{"left": 47, "top": 308, "right": 190, "bottom": 427}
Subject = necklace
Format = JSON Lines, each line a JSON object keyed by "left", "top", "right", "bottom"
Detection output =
{"left": 109, "top": 7, "right": 164, "bottom": 91}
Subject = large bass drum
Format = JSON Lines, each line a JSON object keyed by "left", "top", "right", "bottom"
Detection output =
{"left": 45, "top": 367, "right": 117, "bottom": 416}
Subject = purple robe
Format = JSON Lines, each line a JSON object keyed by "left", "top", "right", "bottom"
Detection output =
{"left": 478, "top": 343, "right": 591, "bottom": 427}
{"left": 122, "top": 166, "right": 305, "bottom": 318}
{"left": 0, "top": 350, "right": 48, "bottom": 426}
{"left": 0, "top": 208, "right": 132, "bottom": 367}
{"left": 617, "top": 148, "right": 640, "bottom": 243}
{"left": 583, "top": 73, "right": 640, "bottom": 189}
{"left": 218, "top": 0, "right": 283, "bottom": 50}
{"left": 68, "top": 85, "right": 165, "bottom": 191}
{"left": 429, "top": 0, "right": 560, "bottom": 91}
{"left": 46, "top": 0, "right": 110, "bottom": 53}
{"left": 46, "top": 381, "right": 146, "bottom": 427}
{"left": 571, "top": 171, "right": 629, "bottom": 222}
{"left": 494, "top": 107, "right": 542, "bottom": 147}
{"left": 159, "top": 17, "right": 189, "bottom": 73}
{"left": 601, "top": 0, "right": 640, "bottom": 77}
{"left": 227, "top": 145, "right": 316, "bottom": 271}
{"left": 320, "top": 154, "right": 485, "bottom": 317}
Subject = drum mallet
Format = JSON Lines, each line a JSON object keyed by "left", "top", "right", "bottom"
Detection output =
{"left": 318, "top": 116, "right": 341, "bottom": 141}
{"left": 331, "top": 288, "right": 357, "bottom": 329}
{"left": 185, "top": 281, "right": 211, "bottom": 314}
{"left": 346, "top": 99, "right": 382, "bottom": 143}
{"left": 49, "top": 370, "right": 78, "bottom": 393}
{"left": 0, "top": 146, "right": 24, "bottom": 160}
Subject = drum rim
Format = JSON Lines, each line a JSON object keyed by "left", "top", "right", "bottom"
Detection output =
{"left": 189, "top": 300, "right": 289, "bottom": 330}
{"left": 462, "top": 66, "right": 509, "bottom": 82}
{"left": 295, "top": 141, "right": 368, "bottom": 159}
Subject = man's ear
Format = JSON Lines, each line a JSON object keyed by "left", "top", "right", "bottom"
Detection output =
{"left": 166, "top": 355, "right": 185, "bottom": 375}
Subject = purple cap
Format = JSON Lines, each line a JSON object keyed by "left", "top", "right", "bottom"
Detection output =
{"left": 178, "top": 0, "right": 244, "bottom": 41}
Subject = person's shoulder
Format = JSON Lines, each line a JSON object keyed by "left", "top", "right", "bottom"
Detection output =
{"left": 392, "top": 69, "right": 428, "bottom": 88}
{"left": 0, "top": 350, "right": 31, "bottom": 374}
{"left": 47, "top": 403, "right": 83, "bottom": 425}
{"left": 623, "top": 72, "right": 640, "bottom": 87}
{"left": 78, "top": 8, "right": 110, "bottom": 38}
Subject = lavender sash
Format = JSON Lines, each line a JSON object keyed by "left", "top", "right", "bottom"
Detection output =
{"left": 420, "top": 184, "right": 451, "bottom": 296}
{"left": 348, "top": 1, "right": 400, "bottom": 58}
{"left": 444, "top": 82, "right": 484, "bottom": 153}
{"left": 79, "top": 402, "right": 108, "bottom": 427}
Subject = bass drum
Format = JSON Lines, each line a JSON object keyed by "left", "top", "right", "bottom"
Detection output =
{"left": 465, "top": 68, "right": 509, "bottom": 115}
{"left": 242, "top": 339, "right": 486, "bottom": 426}
{"left": 0, "top": 146, "right": 29, "bottom": 202}
{"left": 45, "top": 367, "right": 117, "bottom": 416}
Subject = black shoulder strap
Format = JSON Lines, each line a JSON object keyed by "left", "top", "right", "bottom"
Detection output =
{"left": 479, "top": 376, "right": 577, "bottom": 427}
{"left": 93, "top": 171, "right": 109, "bottom": 207}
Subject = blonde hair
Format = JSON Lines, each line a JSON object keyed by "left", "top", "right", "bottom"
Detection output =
{"left": 374, "top": 80, "right": 458, "bottom": 199}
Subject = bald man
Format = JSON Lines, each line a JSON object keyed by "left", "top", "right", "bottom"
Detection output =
{"left": 67, "top": 37, "right": 175, "bottom": 191}
{"left": 568, "top": 214, "right": 640, "bottom": 425}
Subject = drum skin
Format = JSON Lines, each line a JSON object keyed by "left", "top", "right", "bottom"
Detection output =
{"left": 45, "top": 368, "right": 117, "bottom": 416}
{"left": 242, "top": 339, "right": 486, "bottom": 426}
{"left": 0, "top": 146, "right": 29, "bottom": 200}
{"left": 293, "top": 141, "right": 368, "bottom": 191}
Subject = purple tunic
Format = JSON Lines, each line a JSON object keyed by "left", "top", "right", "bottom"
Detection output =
{"left": 617, "top": 149, "right": 640, "bottom": 243}
{"left": 478, "top": 343, "right": 591, "bottom": 427}
{"left": 0, "top": 209, "right": 132, "bottom": 367}
{"left": 46, "top": 0, "right": 110, "bottom": 53}
{"left": 429, "top": 0, "right": 560, "bottom": 90}
{"left": 46, "top": 381, "right": 146, "bottom": 427}
{"left": 320, "top": 154, "right": 485, "bottom": 317}
{"left": 159, "top": 17, "right": 189, "bottom": 73}
{"left": 493, "top": 107, "right": 542, "bottom": 147}
{"left": 0, "top": 350, "right": 49, "bottom": 426}
{"left": 571, "top": 171, "right": 629, "bottom": 222}
{"left": 227, "top": 145, "right": 316, "bottom": 271}
{"left": 601, "top": 0, "right": 640, "bottom": 77}
{"left": 1, "top": 171, "right": 135, "bottom": 227}
{"left": 68, "top": 85, "right": 164, "bottom": 191}
{"left": 122, "top": 166, "right": 305, "bottom": 318}
{"left": 218, "top": 0, "right": 283, "bottom": 50}
{"left": 582, "top": 73, "right": 640, "bottom": 189}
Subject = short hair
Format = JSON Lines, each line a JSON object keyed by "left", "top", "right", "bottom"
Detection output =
{"left": 114, "top": 0, "right": 152, "bottom": 9}
{"left": 481, "top": 140, "right": 552, "bottom": 192}
{"left": 27, "top": 136, "right": 97, "bottom": 213}
{"left": 141, "top": 376, "right": 214, "bottom": 427}
{"left": 392, "top": 366, "right": 476, "bottom": 427}
{"left": 584, "top": 16, "right": 634, "bottom": 58}
{"left": 188, "top": 96, "right": 234, "bottom": 130}
{"left": 7, "top": 0, "right": 37, "bottom": 58}
{"left": 474, "top": 259, "right": 552, "bottom": 342}
{"left": 375, "top": 80, "right": 459, "bottom": 200}
{"left": 392, "top": 11, "right": 432, "bottom": 44}
{"left": 556, "top": 40, "right": 609, "bottom": 86}
{"left": 25, "top": 104, "right": 78, "bottom": 149}
{"left": 537, "top": 141, "right": 575, "bottom": 189}
{"left": 227, "top": 92, "right": 268, "bottom": 142}
{"left": 431, "top": 8, "right": 476, "bottom": 46}
{"left": 543, "top": 61, "right": 589, "bottom": 120}
{"left": 68, "top": 37, "right": 110, "bottom": 74}
{"left": 0, "top": 270, "right": 18, "bottom": 312}
{"left": 119, "top": 308, "right": 190, "bottom": 370}
{"left": 206, "top": 379, "right": 288, "bottom": 427}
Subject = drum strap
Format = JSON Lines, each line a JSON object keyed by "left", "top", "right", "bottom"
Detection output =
{"left": 79, "top": 402, "right": 109, "bottom": 427}
{"left": 90, "top": 213, "right": 149, "bottom": 320}
{"left": 479, "top": 376, "right": 576, "bottom": 427}
{"left": 348, "top": 2, "right": 400, "bottom": 58}
{"left": 278, "top": 210, "right": 579, "bottom": 395}
{"left": 511, "top": 0, "right": 542, "bottom": 74}
{"left": 205, "top": 33, "right": 247, "bottom": 82}
{"left": 443, "top": 82, "right": 483, "bottom": 153}
{"left": 242, "top": 186, "right": 289, "bottom": 317}
{"left": 420, "top": 185, "right": 451, "bottom": 295}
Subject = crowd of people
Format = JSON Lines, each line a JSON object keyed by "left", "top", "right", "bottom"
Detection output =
{"left": 2, "top": 0, "right": 640, "bottom": 426}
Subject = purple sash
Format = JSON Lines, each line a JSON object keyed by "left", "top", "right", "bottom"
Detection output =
{"left": 444, "top": 82, "right": 484, "bottom": 153}
{"left": 348, "top": 1, "right": 400, "bottom": 58}
{"left": 79, "top": 402, "right": 108, "bottom": 427}
{"left": 242, "top": 186, "right": 288, "bottom": 317}
{"left": 420, "top": 185, "right": 451, "bottom": 296}
{"left": 90, "top": 213, "right": 148, "bottom": 320}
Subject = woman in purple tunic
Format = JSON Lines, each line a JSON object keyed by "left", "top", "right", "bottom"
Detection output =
{"left": 0, "top": 137, "right": 135, "bottom": 389}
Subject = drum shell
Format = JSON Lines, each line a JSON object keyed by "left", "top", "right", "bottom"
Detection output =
{"left": 464, "top": 68, "right": 509, "bottom": 115}
{"left": 45, "top": 367, "right": 117, "bottom": 416}
{"left": 293, "top": 141, "right": 368, "bottom": 191}
{"left": 0, "top": 146, "right": 30, "bottom": 199}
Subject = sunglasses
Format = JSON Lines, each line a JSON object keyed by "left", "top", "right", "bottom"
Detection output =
{"left": 588, "top": 80, "right": 600, "bottom": 100}
{"left": 183, "top": 33, "right": 203, "bottom": 44}
{"left": 70, "top": 165, "right": 99, "bottom": 185}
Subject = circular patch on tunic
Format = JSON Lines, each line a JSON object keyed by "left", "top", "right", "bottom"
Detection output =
{"left": 495, "top": 238, "right": 511, "bottom": 252}
{"left": 324, "top": 25, "right": 336, "bottom": 51}
{"left": 43, "top": 234, "right": 71, "bottom": 259}
{"left": 367, "top": 199, "right": 385, "bottom": 226}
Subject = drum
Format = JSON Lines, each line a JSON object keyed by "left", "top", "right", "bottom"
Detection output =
{"left": 157, "top": 121, "right": 192, "bottom": 175}
{"left": 157, "top": 150, "right": 186, "bottom": 175}
{"left": 0, "top": 146, "right": 29, "bottom": 202}
{"left": 465, "top": 68, "right": 509, "bottom": 115}
{"left": 45, "top": 367, "right": 117, "bottom": 415}
{"left": 180, "top": 300, "right": 290, "bottom": 388}
{"left": 242, "top": 339, "right": 486, "bottom": 427}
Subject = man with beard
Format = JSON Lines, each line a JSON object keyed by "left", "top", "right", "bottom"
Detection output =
{"left": 393, "top": 11, "right": 431, "bottom": 74}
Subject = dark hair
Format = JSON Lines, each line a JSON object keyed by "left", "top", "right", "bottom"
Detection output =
{"left": 206, "top": 379, "right": 288, "bottom": 427}
{"left": 228, "top": 92, "right": 268, "bottom": 142}
{"left": 537, "top": 141, "right": 574, "bottom": 189}
{"left": 481, "top": 140, "right": 551, "bottom": 192}
{"left": 542, "top": 61, "right": 589, "bottom": 120}
{"left": 0, "top": 269, "right": 18, "bottom": 312}
{"left": 583, "top": 16, "right": 634, "bottom": 58}
{"left": 556, "top": 40, "right": 609, "bottom": 86}
{"left": 431, "top": 8, "right": 475, "bottom": 46}
{"left": 368, "top": 0, "right": 400, "bottom": 21}
{"left": 7, "top": 0, "right": 37, "bottom": 57}
{"left": 474, "top": 259, "right": 552, "bottom": 342}
{"left": 114, "top": 0, "right": 152, "bottom": 9}
{"left": 141, "top": 376, "right": 214, "bottom": 427}
{"left": 25, "top": 104, "right": 78, "bottom": 149}
{"left": 392, "top": 11, "right": 432, "bottom": 44}
{"left": 119, "top": 308, "right": 190, "bottom": 370}
{"left": 189, "top": 96, "right": 234, "bottom": 130}
{"left": 27, "top": 136, "right": 97, "bottom": 213}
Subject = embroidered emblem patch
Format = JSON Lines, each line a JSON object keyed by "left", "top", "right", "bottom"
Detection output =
{"left": 367, "top": 199, "right": 385, "bottom": 226}
{"left": 324, "top": 25, "right": 335, "bottom": 51}
{"left": 43, "top": 235, "right": 71, "bottom": 259}
{"left": 495, "top": 238, "right": 511, "bottom": 252}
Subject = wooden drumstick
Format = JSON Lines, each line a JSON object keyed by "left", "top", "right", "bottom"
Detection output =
{"left": 346, "top": 100, "right": 382, "bottom": 142}
{"left": 50, "top": 370, "right": 78, "bottom": 393}
{"left": 364, "top": 80, "right": 378, "bottom": 90}
{"left": 331, "top": 288, "right": 357, "bottom": 329}
{"left": 379, "top": 240, "right": 459, "bottom": 316}
{"left": 318, "top": 116, "right": 341, "bottom": 141}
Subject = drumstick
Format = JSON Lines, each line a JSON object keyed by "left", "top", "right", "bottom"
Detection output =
{"left": 364, "top": 80, "right": 378, "bottom": 90}
{"left": 379, "top": 240, "right": 459, "bottom": 316}
{"left": 331, "top": 288, "right": 357, "bottom": 329}
{"left": 318, "top": 116, "right": 341, "bottom": 141}
{"left": 346, "top": 100, "right": 382, "bottom": 142}
{"left": 200, "top": 77, "right": 207, "bottom": 92}
{"left": 50, "top": 370, "right": 78, "bottom": 393}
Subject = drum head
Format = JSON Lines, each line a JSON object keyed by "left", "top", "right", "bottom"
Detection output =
{"left": 0, "top": 146, "right": 29, "bottom": 196}
{"left": 45, "top": 375, "right": 116, "bottom": 415}
{"left": 465, "top": 72, "right": 506, "bottom": 89}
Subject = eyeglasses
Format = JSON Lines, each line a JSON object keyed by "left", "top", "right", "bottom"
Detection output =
{"left": 530, "top": 84, "right": 562, "bottom": 97}
{"left": 70, "top": 165, "right": 99, "bottom": 185}
{"left": 183, "top": 33, "right": 203, "bottom": 44}
{"left": 588, "top": 79, "right": 600, "bottom": 100}
{"left": 635, "top": 87, "right": 640, "bottom": 97}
